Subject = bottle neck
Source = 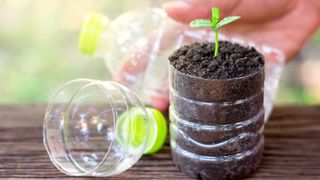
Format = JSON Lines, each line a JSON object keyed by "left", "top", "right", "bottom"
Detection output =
{"left": 92, "top": 30, "right": 110, "bottom": 59}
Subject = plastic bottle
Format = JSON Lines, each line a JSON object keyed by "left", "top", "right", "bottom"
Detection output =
{"left": 43, "top": 79, "right": 167, "bottom": 176}
{"left": 169, "top": 59, "right": 265, "bottom": 179}
{"left": 78, "top": 8, "right": 173, "bottom": 111}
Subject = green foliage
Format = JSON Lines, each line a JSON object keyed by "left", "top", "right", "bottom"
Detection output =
{"left": 189, "top": 7, "right": 240, "bottom": 57}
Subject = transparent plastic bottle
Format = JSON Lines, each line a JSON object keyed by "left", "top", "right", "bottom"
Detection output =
{"left": 43, "top": 79, "right": 167, "bottom": 176}
{"left": 78, "top": 9, "right": 172, "bottom": 111}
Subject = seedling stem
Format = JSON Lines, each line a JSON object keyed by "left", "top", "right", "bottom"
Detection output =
{"left": 189, "top": 7, "right": 240, "bottom": 57}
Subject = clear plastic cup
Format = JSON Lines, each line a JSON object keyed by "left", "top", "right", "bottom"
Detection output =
{"left": 43, "top": 79, "right": 167, "bottom": 177}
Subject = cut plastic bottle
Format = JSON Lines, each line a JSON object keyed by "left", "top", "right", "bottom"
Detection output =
{"left": 43, "top": 79, "right": 167, "bottom": 176}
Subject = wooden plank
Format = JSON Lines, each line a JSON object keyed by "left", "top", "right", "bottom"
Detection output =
{"left": 0, "top": 105, "right": 319, "bottom": 179}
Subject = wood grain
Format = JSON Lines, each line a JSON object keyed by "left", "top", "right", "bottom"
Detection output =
{"left": 0, "top": 105, "right": 320, "bottom": 179}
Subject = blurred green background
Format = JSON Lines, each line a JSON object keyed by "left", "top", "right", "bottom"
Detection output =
{"left": 0, "top": 0, "right": 319, "bottom": 104}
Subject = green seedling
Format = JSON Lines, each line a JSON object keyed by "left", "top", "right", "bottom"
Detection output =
{"left": 189, "top": 7, "right": 240, "bottom": 57}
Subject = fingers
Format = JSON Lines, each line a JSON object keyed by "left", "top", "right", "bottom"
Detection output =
{"left": 163, "top": 0, "right": 239, "bottom": 23}
{"left": 163, "top": 1, "right": 212, "bottom": 23}
{"left": 164, "top": 0, "right": 296, "bottom": 24}
{"left": 151, "top": 94, "right": 169, "bottom": 112}
{"left": 116, "top": 55, "right": 170, "bottom": 111}
{"left": 115, "top": 51, "right": 149, "bottom": 86}
{"left": 228, "top": 0, "right": 296, "bottom": 23}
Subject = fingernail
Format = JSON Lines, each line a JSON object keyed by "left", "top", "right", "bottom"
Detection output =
{"left": 163, "top": 1, "right": 191, "bottom": 10}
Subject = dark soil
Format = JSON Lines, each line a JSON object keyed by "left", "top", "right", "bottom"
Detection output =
{"left": 171, "top": 139, "right": 264, "bottom": 180}
{"left": 169, "top": 41, "right": 264, "bottom": 79}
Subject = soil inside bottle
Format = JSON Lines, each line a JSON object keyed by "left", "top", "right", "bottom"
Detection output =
{"left": 169, "top": 41, "right": 265, "bottom": 180}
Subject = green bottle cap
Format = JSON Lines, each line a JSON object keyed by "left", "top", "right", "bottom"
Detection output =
{"left": 116, "top": 107, "right": 167, "bottom": 155}
{"left": 144, "top": 108, "right": 167, "bottom": 155}
{"left": 78, "top": 12, "right": 109, "bottom": 55}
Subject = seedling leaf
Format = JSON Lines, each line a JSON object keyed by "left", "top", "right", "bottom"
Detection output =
{"left": 212, "top": 7, "right": 220, "bottom": 25}
{"left": 217, "top": 16, "right": 240, "bottom": 28}
{"left": 189, "top": 20, "right": 213, "bottom": 28}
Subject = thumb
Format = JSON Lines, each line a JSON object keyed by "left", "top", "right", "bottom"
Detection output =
{"left": 163, "top": 0, "right": 239, "bottom": 24}
{"left": 164, "top": 0, "right": 297, "bottom": 24}
{"left": 163, "top": 1, "right": 210, "bottom": 23}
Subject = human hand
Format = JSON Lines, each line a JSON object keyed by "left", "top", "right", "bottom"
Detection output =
{"left": 164, "top": 0, "right": 320, "bottom": 60}
{"left": 115, "top": 0, "right": 320, "bottom": 112}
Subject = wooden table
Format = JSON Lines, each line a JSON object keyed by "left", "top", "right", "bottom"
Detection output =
{"left": 0, "top": 105, "right": 319, "bottom": 179}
